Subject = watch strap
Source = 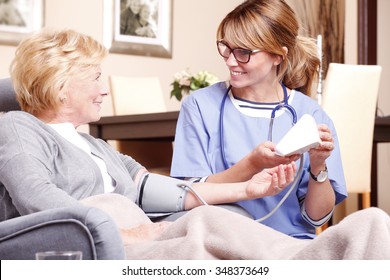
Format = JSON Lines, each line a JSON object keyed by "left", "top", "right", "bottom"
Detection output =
{"left": 308, "top": 165, "right": 328, "bottom": 181}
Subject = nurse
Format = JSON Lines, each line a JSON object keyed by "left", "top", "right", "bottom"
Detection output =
{"left": 171, "top": 0, "right": 347, "bottom": 239}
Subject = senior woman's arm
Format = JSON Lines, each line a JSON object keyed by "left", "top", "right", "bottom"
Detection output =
{"left": 130, "top": 162, "right": 296, "bottom": 214}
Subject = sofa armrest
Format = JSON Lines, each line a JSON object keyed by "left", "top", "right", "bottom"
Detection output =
{"left": 0, "top": 77, "right": 20, "bottom": 112}
{"left": 0, "top": 205, "right": 125, "bottom": 260}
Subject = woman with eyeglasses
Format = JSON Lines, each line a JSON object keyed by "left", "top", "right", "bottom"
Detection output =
{"left": 171, "top": 0, "right": 347, "bottom": 239}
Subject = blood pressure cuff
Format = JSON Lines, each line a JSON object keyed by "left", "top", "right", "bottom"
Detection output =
{"left": 136, "top": 173, "right": 190, "bottom": 214}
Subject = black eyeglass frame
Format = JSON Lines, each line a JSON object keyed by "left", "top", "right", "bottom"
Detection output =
{"left": 216, "top": 40, "right": 262, "bottom": 63}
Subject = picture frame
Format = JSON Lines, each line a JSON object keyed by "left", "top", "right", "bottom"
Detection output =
{"left": 103, "top": 0, "right": 173, "bottom": 58}
{"left": 0, "top": 0, "right": 44, "bottom": 46}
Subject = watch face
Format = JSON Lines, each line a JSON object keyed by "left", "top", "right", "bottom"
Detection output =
{"left": 317, "top": 171, "right": 328, "bottom": 183}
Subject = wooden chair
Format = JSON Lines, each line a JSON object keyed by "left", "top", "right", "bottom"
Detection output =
{"left": 109, "top": 75, "right": 166, "bottom": 115}
{"left": 317, "top": 63, "right": 382, "bottom": 233}
{"left": 108, "top": 75, "right": 171, "bottom": 175}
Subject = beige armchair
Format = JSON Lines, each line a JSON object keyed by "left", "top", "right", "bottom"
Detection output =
{"left": 109, "top": 75, "right": 166, "bottom": 115}
{"left": 320, "top": 63, "right": 382, "bottom": 226}
{"left": 108, "top": 75, "right": 171, "bottom": 175}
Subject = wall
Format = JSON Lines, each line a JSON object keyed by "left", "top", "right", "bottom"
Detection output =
{"left": 0, "top": 0, "right": 243, "bottom": 114}
{"left": 0, "top": 0, "right": 389, "bottom": 214}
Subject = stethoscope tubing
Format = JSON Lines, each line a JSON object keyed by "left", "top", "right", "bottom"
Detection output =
{"left": 220, "top": 83, "right": 298, "bottom": 168}
{"left": 219, "top": 89, "right": 231, "bottom": 169}
{"left": 219, "top": 83, "right": 302, "bottom": 222}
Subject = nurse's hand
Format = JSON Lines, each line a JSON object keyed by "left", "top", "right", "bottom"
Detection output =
{"left": 245, "top": 162, "right": 297, "bottom": 199}
{"left": 309, "top": 124, "right": 334, "bottom": 170}
{"left": 249, "top": 141, "right": 300, "bottom": 170}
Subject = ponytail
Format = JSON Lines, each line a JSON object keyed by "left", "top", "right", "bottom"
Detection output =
{"left": 282, "top": 36, "right": 320, "bottom": 96}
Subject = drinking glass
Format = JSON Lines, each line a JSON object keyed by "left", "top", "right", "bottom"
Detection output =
{"left": 35, "top": 251, "right": 82, "bottom": 260}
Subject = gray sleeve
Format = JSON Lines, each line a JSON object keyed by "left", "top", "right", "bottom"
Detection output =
{"left": 1, "top": 154, "right": 80, "bottom": 216}
{"left": 117, "top": 152, "right": 145, "bottom": 180}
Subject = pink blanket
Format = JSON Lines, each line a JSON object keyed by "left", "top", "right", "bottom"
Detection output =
{"left": 82, "top": 193, "right": 390, "bottom": 259}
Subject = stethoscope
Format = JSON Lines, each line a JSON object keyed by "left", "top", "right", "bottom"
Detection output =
{"left": 220, "top": 83, "right": 298, "bottom": 169}
{"left": 218, "top": 83, "right": 304, "bottom": 222}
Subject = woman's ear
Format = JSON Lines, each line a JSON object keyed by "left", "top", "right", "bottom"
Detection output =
{"left": 274, "top": 47, "right": 288, "bottom": 66}
{"left": 282, "top": 46, "right": 288, "bottom": 58}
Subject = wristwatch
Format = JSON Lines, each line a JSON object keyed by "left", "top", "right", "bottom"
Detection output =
{"left": 309, "top": 165, "right": 328, "bottom": 183}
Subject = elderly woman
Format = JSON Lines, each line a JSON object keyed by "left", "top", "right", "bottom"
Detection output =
{"left": 0, "top": 28, "right": 295, "bottom": 241}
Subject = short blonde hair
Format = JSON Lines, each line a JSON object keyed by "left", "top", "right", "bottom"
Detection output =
{"left": 10, "top": 28, "right": 108, "bottom": 115}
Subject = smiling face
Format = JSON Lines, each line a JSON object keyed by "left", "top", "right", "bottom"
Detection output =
{"left": 216, "top": 0, "right": 300, "bottom": 98}
{"left": 11, "top": 29, "right": 109, "bottom": 121}
{"left": 222, "top": 41, "right": 283, "bottom": 93}
{"left": 129, "top": 0, "right": 143, "bottom": 14}
{"left": 139, "top": 4, "right": 152, "bottom": 22}
{"left": 56, "top": 66, "right": 109, "bottom": 127}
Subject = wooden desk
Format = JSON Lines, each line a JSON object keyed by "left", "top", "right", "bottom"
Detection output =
{"left": 371, "top": 116, "right": 390, "bottom": 207}
{"left": 89, "top": 111, "right": 179, "bottom": 171}
{"left": 90, "top": 113, "right": 390, "bottom": 207}
{"left": 373, "top": 116, "right": 390, "bottom": 142}
{"left": 89, "top": 111, "right": 179, "bottom": 142}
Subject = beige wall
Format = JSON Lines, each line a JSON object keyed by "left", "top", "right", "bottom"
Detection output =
{"left": 1, "top": 0, "right": 389, "bottom": 214}
{"left": 0, "top": 0, "right": 243, "bottom": 113}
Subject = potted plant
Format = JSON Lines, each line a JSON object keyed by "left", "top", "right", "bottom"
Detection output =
{"left": 170, "top": 69, "right": 219, "bottom": 101}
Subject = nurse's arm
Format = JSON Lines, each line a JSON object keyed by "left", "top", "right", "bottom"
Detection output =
{"left": 205, "top": 141, "right": 299, "bottom": 183}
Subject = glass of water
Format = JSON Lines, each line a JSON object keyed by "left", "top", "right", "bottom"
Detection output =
{"left": 35, "top": 251, "right": 82, "bottom": 260}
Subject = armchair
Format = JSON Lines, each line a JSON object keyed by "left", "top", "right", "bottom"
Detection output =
{"left": 0, "top": 205, "right": 126, "bottom": 260}
{"left": 0, "top": 77, "right": 20, "bottom": 112}
{"left": 0, "top": 77, "right": 125, "bottom": 260}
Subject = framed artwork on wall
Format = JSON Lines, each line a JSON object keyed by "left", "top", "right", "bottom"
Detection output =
{"left": 0, "top": 0, "right": 44, "bottom": 46}
{"left": 103, "top": 0, "right": 173, "bottom": 58}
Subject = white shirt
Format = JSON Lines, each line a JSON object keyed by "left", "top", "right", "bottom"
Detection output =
{"left": 49, "top": 123, "right": 116, "bottom": 193}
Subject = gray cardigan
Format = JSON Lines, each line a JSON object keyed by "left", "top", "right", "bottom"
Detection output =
{"left": 0, "top": 111, "right": 144, "bottom": 222}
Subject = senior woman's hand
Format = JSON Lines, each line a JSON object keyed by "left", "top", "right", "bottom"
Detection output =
{"left": 245, "top": 162, "right": 297, "bottom": 199}
{"left": 120, "top": 221, "right": 172, "bottom": 245}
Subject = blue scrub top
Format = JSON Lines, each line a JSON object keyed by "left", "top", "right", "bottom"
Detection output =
{"left": 171, "top": 81, "right": 347, "bottom": 239}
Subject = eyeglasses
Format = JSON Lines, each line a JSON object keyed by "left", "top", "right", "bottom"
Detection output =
{"left": 216, "top": 40, "right": 262, "bottom": 63}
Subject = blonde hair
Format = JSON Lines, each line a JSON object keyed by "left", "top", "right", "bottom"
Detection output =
{"left": 217, "top": 0, "right": 320, "bottom": 95}
{"left": 10, "top": 28, "right": 108, "bottom": 115}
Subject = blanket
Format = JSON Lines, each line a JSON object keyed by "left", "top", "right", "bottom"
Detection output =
{"left": 82, "top": 193, "right": 390, "bottom": 259}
